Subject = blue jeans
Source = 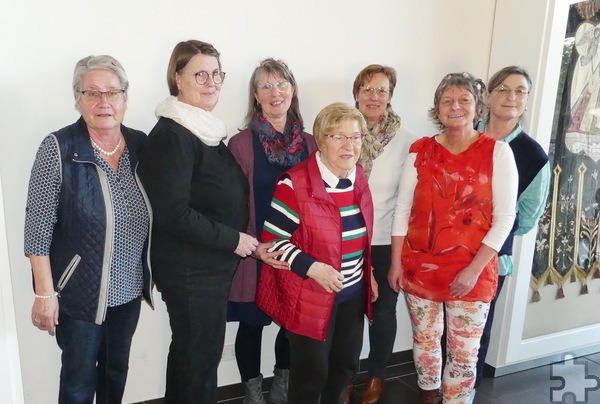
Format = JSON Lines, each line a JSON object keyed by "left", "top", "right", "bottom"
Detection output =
{"left": 55, "top": 297, "right": 141, "bottom": 404}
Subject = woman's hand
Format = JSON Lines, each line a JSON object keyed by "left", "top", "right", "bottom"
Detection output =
{"left": 387, "top": 263, "right": 403, "bottom": 293}
{"left": 307, "top": 262, "right": 344, "bottom": 293}
{"left": 450, "top": 244, "right": 497, "bottom": 298}
{"left": 252, "top": 241, "right": 289, "bottom": 270}
{"left": 388, "top": 235, "right": 405, "bottom": 293}
{"left": 32, "top": 296, "right": 59, "bottom": 336}
{"left": 370, "top": 269, "right": 379, "bottom": 302}
{"left": 29, "top": 255, "right": 59, "bottom": 335}
{"left": 234, "top": 232, "right": 259, "bottom": 257}
{"left": 450, "top": 265, "right": 481, "bottom": 298}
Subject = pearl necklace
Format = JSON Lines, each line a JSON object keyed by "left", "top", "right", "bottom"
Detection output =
{"left": 90, "top": 136, "right": 122, "bottom": 156}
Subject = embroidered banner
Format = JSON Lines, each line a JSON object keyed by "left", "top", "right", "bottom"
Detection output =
{"left": 532, "top": 3, "right": 600, "bottom": 301}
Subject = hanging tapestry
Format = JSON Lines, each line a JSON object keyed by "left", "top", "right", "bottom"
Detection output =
{"left": 532, "top": 2, "right": 600, "bottom": 302}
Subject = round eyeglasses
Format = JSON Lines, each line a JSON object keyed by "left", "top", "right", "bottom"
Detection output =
{"left": 256, "top": 81, "right": 291, "bottom": 94}
{"left": 180, "top": 70, "right": 226, "bottom": 85}
{"left": 324, "top": 134, "right": 365, "bottom": 145}
{"left": 79, "top": 89, "right": 125, "bottom": 103}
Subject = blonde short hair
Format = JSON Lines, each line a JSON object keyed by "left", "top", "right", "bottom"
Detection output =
{"left": 313, "top": 102, "right": 367, "bottom": 150}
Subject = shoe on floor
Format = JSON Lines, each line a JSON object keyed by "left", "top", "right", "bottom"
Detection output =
{"left": 361, "top": 377, "right": 383, "bottom": 403}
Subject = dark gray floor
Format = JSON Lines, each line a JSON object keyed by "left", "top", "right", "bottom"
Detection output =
{"left": 140, "top": 352, "right": 600, "bottom": 403}
{"left": 216, "top": 353, "right": 600, "bottom": 404}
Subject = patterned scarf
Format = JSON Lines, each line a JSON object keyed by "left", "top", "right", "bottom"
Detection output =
{"left": 251, "top": 112, "right": 305, "bottom": 168}
{"left": 359, "top": 106, "right": 401, "bottom": 179}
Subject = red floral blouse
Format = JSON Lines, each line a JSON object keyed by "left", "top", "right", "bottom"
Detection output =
{"left": 402, "top": 133, "right": 498, "bottom": 302}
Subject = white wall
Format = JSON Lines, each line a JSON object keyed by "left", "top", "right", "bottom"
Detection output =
{"left": 0, "top": 175, "right": 25, "bottom": 404}
{"left": 1, "top": 1, "right": 498, "bottom": 402}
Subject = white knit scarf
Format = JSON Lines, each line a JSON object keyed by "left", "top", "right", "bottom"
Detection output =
{"left": 155, "top": 96, "right": 227, "bottom": 146}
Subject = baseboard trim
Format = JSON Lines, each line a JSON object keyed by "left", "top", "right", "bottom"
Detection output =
{"left": 483, "top": 344, "right": 600, "bottom": 378}
{"left": 140, "top": 346, "right": 600, "bottom": 402}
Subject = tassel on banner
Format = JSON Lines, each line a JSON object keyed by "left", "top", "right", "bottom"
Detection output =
{"left": 595, "top": 268, "right": 600, "bottom": 279}
{"left": 531, "top": 290, "right": 541, "bottom": 303}
{"left": 546, "top": 276, "right": 554, "bottom": 285}
{"left": 580, "top": 284, "right": 589, "bottom": 295}
{"left": 571, "top": 272, "right": 577, "bottom": 283}
{"left": 556, "top": 287, "right": 565, "bottom": 299}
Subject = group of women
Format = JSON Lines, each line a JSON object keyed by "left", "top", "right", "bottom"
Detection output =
{"left": 24, "top": 37, "right": 548, "bottom": 404}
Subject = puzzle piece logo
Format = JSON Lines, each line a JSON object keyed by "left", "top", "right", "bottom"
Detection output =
{"left": 551, "top": 353, "right": 600, "bottom": 403}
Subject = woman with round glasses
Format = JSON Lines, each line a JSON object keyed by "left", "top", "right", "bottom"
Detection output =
{"left": 256, "top": 102, "right": 378, "bottom": 404}
{"left": 389, "top": 72, "right": 518, "bottom": 403}
{"left": 24, "top": 55, "right": 153, "bottom": 402}
{"left": 472, "top": 66, "right": 549, "bottom": 390}
{"left": 227, "top": 58, "right": 317, "bottom": 403}
{"left": 138, "top": 40, "right": 258, "bottom": 403}
{"left": 351, "top": 64, "right": 415, "bottom": 403}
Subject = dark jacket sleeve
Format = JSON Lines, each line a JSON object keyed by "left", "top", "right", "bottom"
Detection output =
{"left": 138, "top": 122, "right": 239, "bottom": 253}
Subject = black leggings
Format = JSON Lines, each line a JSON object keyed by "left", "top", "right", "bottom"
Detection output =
{"left": 235, "top": 322, "right": 290, "bottom": 381}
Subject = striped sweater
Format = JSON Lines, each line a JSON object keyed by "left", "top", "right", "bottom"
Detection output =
{"left": 262, "top": 155, "right": 368, "bottom": 302}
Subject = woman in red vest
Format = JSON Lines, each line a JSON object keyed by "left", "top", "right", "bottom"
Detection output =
{"left": 388, "top": 73, "right": 518, "bottom": 403}
{"left": 257, "top": 102, "right": 378, "bottom": 403}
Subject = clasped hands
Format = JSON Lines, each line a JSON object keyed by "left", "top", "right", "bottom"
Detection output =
{"left": 235, "top": 233, "right": 289, "bottom": 270}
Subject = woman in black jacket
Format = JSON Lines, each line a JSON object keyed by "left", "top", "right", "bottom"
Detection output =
{"left": 138, "top": 39, "right": 264, "bottom": 403}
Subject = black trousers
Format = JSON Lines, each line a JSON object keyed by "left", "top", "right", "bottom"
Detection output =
{"left": 159, "top": 265, "right": 234, "bottom": 404}
{"left": 287, "top": 295, "right": 365, "bottom": 404}
{"left": 235, "top": 323, "right": 290, "bottom": 381}
{"left": 365, "top": 245, "right": 399, "bottom": 378}
{"left": 475, "top": 274, "right": 506, "bottom": 387}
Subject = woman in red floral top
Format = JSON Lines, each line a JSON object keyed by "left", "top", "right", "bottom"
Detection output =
{"left": 389, "top": 72, "right": 518, "bottom": 404}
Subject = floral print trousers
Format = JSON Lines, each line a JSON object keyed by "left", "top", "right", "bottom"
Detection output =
{"left": 405, "top": 293, "right": 490, "bottom": 404}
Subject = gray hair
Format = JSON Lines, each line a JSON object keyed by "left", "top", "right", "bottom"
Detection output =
{"left": 428, "top": 72, "right": 486, "bottom": 129}
{"left": 72, "top": 55, "right": 129, "bottom": 99}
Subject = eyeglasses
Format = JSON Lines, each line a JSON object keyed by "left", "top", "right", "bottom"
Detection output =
{"left": 256, "top": 81, "right": 290, "bottom": 94}
{"left": 493, "top": 85, "right": 529, "bottom": 98}
{"left": 181, "top": 70, "right": 226, "bottom": 85}
{"left": 359, "top": 86, "right": 390, "bottom": 98}
{"left": 325, "top": 133, "right": 364, "bottom": 145}
{"left": 79, "top": 89, "right": 125, "bottom": 102}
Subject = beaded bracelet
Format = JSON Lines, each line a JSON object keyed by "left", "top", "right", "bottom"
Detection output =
{"left": 34, "top": 291, "right": 58, "bottom": 299}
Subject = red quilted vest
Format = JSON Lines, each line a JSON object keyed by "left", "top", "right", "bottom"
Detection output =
{"left": 256, "top": 153, "right": 374, "bottom": 341}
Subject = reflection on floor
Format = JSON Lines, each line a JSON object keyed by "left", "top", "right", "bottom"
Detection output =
{"left": 140, "top": 352, "right": 600, "bottom": 403}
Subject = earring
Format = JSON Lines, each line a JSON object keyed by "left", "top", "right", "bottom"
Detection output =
{"left": 525, "top": 106, "right": 528, "bottom": 111}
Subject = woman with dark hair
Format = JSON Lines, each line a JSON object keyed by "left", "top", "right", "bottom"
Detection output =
{"left": 389, "top": 72, "right": 518, "bottom": 403}
{"left": 227, "top": 58, "right": 317, "bottom": 403}
{"left": 138, "top": 40, "right": 264, "bottom": 403}
{"left": 25, "top": 54, "right": 152, "bottom": 403}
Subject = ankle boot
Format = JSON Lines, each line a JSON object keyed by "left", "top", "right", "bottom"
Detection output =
{"left": 243, "top": 374, "right": 267, "bottom": 404}
{"left": 361, "top": 377, "right": 383, "bottom": 403}
{"left": 268, "top": 367, "right": 289, "bottom": 403}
